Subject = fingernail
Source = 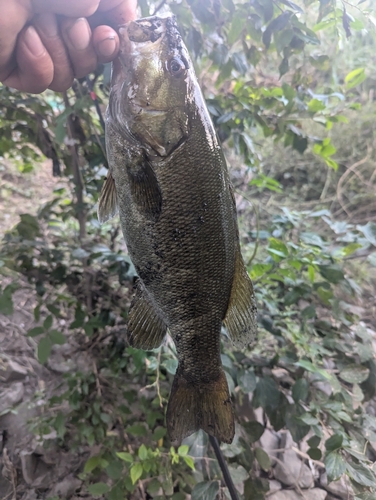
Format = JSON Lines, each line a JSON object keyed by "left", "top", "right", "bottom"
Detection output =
{"left": 67, "top": 18, "right": 91, "bottom": 51}
{"left": 98, "top": 37, "right": 117, "bottom": 58}
{"left": 24, "top": 26, "right": 45, "bottom": 57}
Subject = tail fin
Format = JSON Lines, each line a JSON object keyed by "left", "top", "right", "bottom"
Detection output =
{"left": 166, "top": 369, "right": 234, "bottom": 444}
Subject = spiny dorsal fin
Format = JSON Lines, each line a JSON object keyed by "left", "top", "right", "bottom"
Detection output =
{"left": 128, "top": 281, "right": 167, "bottom": 349}
{"left": 98, "top": 172, "right": 118, "bottom": 224}
{"left": 127, "top": 158, "right": 162, "bottom": 221}
{"left": 223, "top": 245, "right": 258, "bottom": 348}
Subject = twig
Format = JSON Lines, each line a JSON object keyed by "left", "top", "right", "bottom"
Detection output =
{"left": 86, "top": 76, "right": 106, "bottom": 132}
{"left": 62, "top": 91, "right": 86, "bottom": 241}
{"left": 234, "top": 189, "right": 259, "bottom": 266}
{"left": 85, "top": 76, "right": 108, "bottom": 161}
{"left": 92, "top": 360, "right": 102, "bottom": 397}
{"left": 143, "top": 350, "right": 163, "bottom": 407}
{"left": 152, "top": 0, "right": 167, "bottom": 15}
{"left": 208, "top": 435, "right": 239, "bottom": 500}
{"left": 268, "top": 446, "right": 325, "bottom": 469}
{"left": 335, "top": 152, "right": 369, "bottom": 218}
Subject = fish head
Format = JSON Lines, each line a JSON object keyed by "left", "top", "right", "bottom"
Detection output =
{"left": 109, "top": 16, "right": 195, "bottom": 158}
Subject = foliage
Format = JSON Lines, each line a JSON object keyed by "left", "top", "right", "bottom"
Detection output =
{"left": 1, "top": 0, "right": 376, "bottom": 498}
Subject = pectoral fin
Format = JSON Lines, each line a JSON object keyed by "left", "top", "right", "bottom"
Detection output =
{"left": 98, "top": 172, "right": 119, "bottom": 224}
{"left": 127, "top": 157, "right": 162, "bottom": 221}
{"left": 128, "top": 281, "right": 167, "bottom": 349}
{"left": 223, "top": 246, "right": 257, "bottom": 348}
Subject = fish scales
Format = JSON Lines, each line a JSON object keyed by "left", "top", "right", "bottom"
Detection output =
{"left": 98, "top": 15, "right": 257, "bottom": 443}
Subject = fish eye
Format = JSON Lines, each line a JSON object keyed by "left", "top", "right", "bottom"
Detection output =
{"left": 168, "top": 57, "right": 186, "bottom": 77}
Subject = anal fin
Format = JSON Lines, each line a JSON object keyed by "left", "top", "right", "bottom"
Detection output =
{"left": 167, "top": 369, "right": 234, "bottom": 444}
{"left": 128, "top": 281, "right": 167, "bottom": 349}
{"left": 223, "top": 246, "right": 257, "bottom": 348}
{"left": 98, "top": 172, "right": 118, "bottom": 224}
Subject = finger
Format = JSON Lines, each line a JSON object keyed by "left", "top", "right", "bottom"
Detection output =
{"left": 33, "top": 13, "right": 74, "bottom": 92}
{"left": 32, "top": 0, "right": 101, "bottom": 17}
{"left": 0, "top": 2, "right": 31, "bottom": 82}
{"left": 61, "top": 17, "right": 98, "bottom": 79}
{"left": 90, "top": 0, "right": 137, "bottom": 28}
{"left": 92, "top": 26, "right": 119, "bottom": 63}
{"left": 98, "top": 0, "right": 138, "bottom": 23}
{"left": 3, "top": 26, "right": 54, "bottom": 93}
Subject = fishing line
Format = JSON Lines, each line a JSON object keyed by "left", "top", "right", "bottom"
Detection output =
{"left": 209, "top": 435, "right": 239, "bottom": 500}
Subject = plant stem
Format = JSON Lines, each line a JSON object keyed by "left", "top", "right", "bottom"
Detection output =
{"left": 62, "top": 92, "right": 86, "bottom": 241}
{"left": 208, "top": 435, "right": 239, "bottom": 500}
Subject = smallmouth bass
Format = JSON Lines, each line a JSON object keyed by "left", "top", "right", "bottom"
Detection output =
{"left": 98, "top": 15, "right": 257, "bottom": 444}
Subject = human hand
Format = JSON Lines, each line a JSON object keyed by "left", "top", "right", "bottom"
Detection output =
{"left": 0, "top": 0, "right": 137, "bottom": 93}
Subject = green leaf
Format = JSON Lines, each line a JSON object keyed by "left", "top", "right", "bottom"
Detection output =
{"left": 84, "top": 456, "right": 102, "bottom": 474}
{"left": 358, "top": 222, "right": 376, "bottom": 246}
{"left": 88, "top": 482, "right": 110, "bottom": 496}
{"left": 43, "top": 315, "right": 53, "bottom": 330}
{"left": 191, "top": 481, "right": 219, "bottom": 500}
{"left": 138, "top": 444, "right": 148, "bottom": 460}
{"left": 49, "top": 330, "right": 66, "bottom": 345}
{"left": 308, "top": 448, "right": 322, "bottom": 460}
{"left": 253, "top": 377, "right": 280, "bottom": 410}
{"left": 106, "top": 460, "right": 123, "bottom": 480}
{"left": 243, "top": 421, "right": 265, "bottom": 443}
{"left": 183, "top": 456, "right": 195, "bottom": 471}
{"left": 27, "top": 326, "right": 45, "bottom": 337}
{"left": 263, "top": 12, "right": 291, "bottom": 49}
{"left": 307, "top": 98, "right": 326, "bottom": 113}
{"left": 162, "top": 358, "right": 178, "bottom": 375}
{"left": 0, "top": 289, "right": 14, "bottom": 315}
{"left": 130, "top": 463, "right": 143, "bottom": 484}
{"left": 268, "top": 238, "right": 289, "bottom": 261}
{"left": 325, "top": 452, "right": 346, "bottom": 482}
{"left": 37, "top": 337, "right": 52, "bottom": 364}
{"left": 152, "top": 427, "right": 167, "bottom": 441}
{"left": 238, "top": 370, "right": 256, "bottom": 393}
{"left": 307, "top": 436, "right": 321, "bottom": 448}
{"left": 292, "top": 379, "right": 309, "bottom": 403}
{"left": 250, "top": 263, "right": 272, "bottom": 279}
{"left": 46, "top": 304, "right": 60, "bottom": 317}
{"left": 345, "top": 68, "right": 366, "bottom": 90}
{"left": 127, "top": 424, "right": 147, "bottom": 436}
{"left": 178, "top": 445, "right": 189, "bottom": 456}
{"left": 318, "top": 264, "right": 344, "bottom": 284}
{"left": 228, "top": 10, "right": 247, "bottom": 45}
{"left": 325, "top": 434, "right": 343, "bottom": 452}
{"left": 16, "top": 213, "right": 40, "bottom": 239}
{"left": 346, "top": 462, "right": 376, "bottom": 487}
{"left": 255, "top": 447, "right": 271, "bottom": 471}
{"left": 339, "top": 365, "right": 370, "bottom": 384}
{"left": 116, "top": 452, "right": 133, "bottom": 463}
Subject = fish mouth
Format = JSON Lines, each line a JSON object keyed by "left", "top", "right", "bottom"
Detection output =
{"left": 119, "top": 16, "right": 184, "bottom": 52}
{"left": 120, "top": 17, "right": 168, "bottom": 44}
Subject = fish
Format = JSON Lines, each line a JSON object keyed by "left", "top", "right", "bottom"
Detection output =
{"left": 98, "top": 15, "right": 257, "bottom": 444}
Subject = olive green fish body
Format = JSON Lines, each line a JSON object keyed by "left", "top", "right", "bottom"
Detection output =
{"left": 99, "top": 16, "right": 257, "bottom": 443}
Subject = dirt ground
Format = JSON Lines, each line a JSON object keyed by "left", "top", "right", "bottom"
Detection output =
{"left": 0, "top": 159, "right": 90, "bottom": 500}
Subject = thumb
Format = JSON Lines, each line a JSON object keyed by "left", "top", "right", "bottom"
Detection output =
{"left": 3, "top": 26, "right": 54, "bottom": 94}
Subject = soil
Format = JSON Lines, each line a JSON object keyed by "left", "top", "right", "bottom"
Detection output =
{"left": 0, "top": 159, "right": 88, "bottom": 500}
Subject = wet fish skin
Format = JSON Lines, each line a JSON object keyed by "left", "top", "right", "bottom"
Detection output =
{"left": 98, "top": 15, "right": 257, "bottom": 444}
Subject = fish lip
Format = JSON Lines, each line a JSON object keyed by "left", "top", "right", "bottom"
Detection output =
{"left": 118, "top": 16, "right": 172, "bottom": 44}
